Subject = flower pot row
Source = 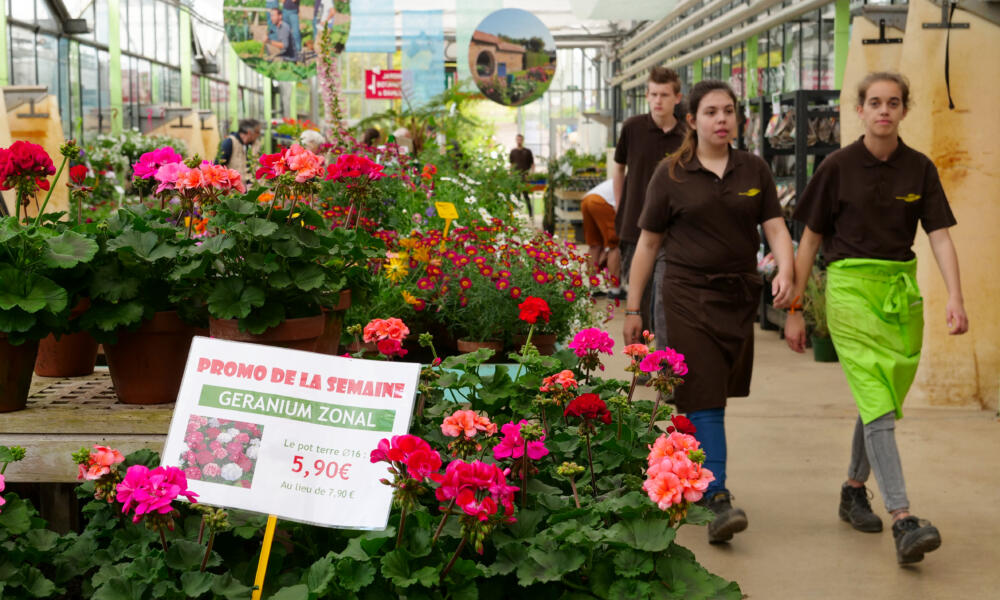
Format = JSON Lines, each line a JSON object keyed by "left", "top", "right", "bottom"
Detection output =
{"left": 0, "top": 290, "right": 352, "bottom": 412}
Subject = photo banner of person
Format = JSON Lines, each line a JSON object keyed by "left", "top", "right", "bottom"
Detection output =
{"left": 470, "top": 9, "right": 557, "bottom": 107}
{"left": 456, "top": 0, "right": 502, "bottom": 84}
{"left": 344, "top": 0, "right": 396, "bottom": 53}
{"left": 401, "top": 10, "right": 445, "bottom": 108}
{"left": 224, "top": 0, "right": 351, "bottom": 82}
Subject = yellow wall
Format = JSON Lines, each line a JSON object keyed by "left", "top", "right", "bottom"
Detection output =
{"left": 900, "top": 0, "right": 1000, "bottom": 411}
{"left": 839, "top": 17, "right": 905, "bottom": 144}
{"left": 5, "top": 95, "right": 69, "bottom": 218}
{"left": 200, "top": 114, "right": 222, "bottom": 163}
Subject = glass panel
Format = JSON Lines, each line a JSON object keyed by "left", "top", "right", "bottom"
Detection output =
{"left": 127, "top": 0, "right": 142, "bottom": 54}
{"left": 81, "top": 45, "right": 100, "bottom": 133}
{"left": 36, "top": 0, "right": 58, "bottom": 31}
{"left": 10, "top": 27, "right": 36, "bottom": 85}
{"left": 98, "top": 50, "right": 110, "bottom": 132}
{"left": 95, "top": 0, "right": 109, "bottom": 45}
{"left": 9, "top": 0, "right": 33, "bottom": 22}
{"left": 137, "top": 59, "right": 151, "bottom": 105}
{"left": 143, "top": 1, "right": 157, "bottom": 59}
{"left": 156, "top": 2, "right": 168, "bottom": 63}
{"left": 168, "top": 5, "right": 180, "bottom": 66}
{"left": 37, "top": 33, "right": 59, "bottom": 100}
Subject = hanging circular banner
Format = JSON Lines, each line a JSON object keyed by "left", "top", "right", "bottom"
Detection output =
{"left": 470, "top": 9, "right": 557, "bottom": 107}
{"left": 224, "top": 0, "right": 351, "bottom": 82}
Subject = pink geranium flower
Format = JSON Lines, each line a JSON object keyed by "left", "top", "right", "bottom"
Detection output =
{"left": 639, "top": 348, "right": 688, "bottom": 376}
{"left": 153, "top": 162, "right": 190, "bottom": 194}
{"left": 116, "top": 465, "right": 198, "bottom": 523}
{"left": 441, "top": 410, "right": 498, "bottom": 438}
{"left": 0, "top": 474, "right": 6, "bottom": 511}
{"left": 133, "top": 146, "right": 183, "bottom": 180}
{"left": 568, "top": 328, "right": 615, "bottom": 357}
{"left": 643, "top": 431, "right": 714, "bottom": 509}
{"left": 493, "top": 420, "right": 549, "bottom": 461}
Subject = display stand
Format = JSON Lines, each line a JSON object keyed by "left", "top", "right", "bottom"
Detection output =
{"left": 741, "top": 89, "right": 841, "bottom": 330}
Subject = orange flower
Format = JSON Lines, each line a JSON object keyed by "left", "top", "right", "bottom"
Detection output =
{"left": 441, "top": 409, "right": 498, "bottom": 438}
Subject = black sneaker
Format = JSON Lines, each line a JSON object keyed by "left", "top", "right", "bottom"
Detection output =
{"left": 697, "top": 490, "right": 748, "bottom": 544}
{"left": 892, "top": 516, "right": 941, "bottom": 564}
{"left": 839, "top": 484, "right": 883, "bottom": 532}
{"left": 607, "top": 289, "right": 627, "bottom": 300}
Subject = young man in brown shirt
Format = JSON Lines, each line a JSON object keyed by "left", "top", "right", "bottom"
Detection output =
{"left": 613, "top": 67, "right": 686, "bottom": 338}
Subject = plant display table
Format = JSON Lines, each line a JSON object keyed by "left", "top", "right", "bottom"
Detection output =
{"left": 1, "top": 369, "right": 170, "bottom": 483}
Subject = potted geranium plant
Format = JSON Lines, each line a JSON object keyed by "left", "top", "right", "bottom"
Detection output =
{"left": 0, "top": 140, "right": 98, "bottom": 411}
{"left": 181, "top": 145, "right": 382, "bottom": 349}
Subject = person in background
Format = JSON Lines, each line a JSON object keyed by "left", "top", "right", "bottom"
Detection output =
{"left": 361, "top": 127, "right": 381, "bottom": 147}
{"left": 218, "top": 119, "right": 261, "bottom": 185}
{"left": 282, "top": 0, "right": 301, "bottom": 57}
{"left": 265, "top": 9, "right": 298, "bottom": 61}
{"left": 612, "top": 67, "right": 686, "bottom": 344}
{"left": 783, "top": 72, "right": 968, "bottom": 565}
{"left": 624, "top": 80, "right": 795, "bottom": 545}
{"left": 509, "top": 134, "right": 535, "bottom": 218}
{"left": 579, "top": 179, "right": 623, "bottom": 299}
{"left": 300, "top": 129, "right": 326, "bottom": 154}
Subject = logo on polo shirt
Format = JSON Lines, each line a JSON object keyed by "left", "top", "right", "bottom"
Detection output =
{"left": 738, "top": 188, "right": 761, "bottom": 197}
{"left": 896, "top": 193, "right": 921, "bottom": 203}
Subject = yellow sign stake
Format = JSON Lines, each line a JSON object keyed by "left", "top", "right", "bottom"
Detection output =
{"left": 250, "top": 514, "right": 279, "bottom": 600}
{"left": 435, "top": 202, "right": 458, "bottom": 251}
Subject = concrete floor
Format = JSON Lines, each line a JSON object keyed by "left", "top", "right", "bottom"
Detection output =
{"left": 600, "top": 307, "right": 1000, "bottom": 599}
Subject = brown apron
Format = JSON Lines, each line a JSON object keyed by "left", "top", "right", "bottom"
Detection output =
{"left": 660, "top": 265, "right": 762, "bottom": 413}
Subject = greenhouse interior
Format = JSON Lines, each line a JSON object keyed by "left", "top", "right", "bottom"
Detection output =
{"left": 0, "top": 0, "right": 997, "bottom": 598}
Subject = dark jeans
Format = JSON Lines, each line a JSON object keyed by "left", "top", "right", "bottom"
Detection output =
{"left": 620, "top": 241, "right": 666, "bottom": 341}
{"left": 688, "top": 407, "right": 727, "bottom": 495}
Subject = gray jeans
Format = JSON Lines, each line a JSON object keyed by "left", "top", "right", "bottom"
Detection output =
{"left": 621, "top": 241, "right": 667, "bottom": 345}
{"left": 847, "top": 413, "right": 909, "bottom": 512}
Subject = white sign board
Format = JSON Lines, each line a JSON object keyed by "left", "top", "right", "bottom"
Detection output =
{"left": 161, "top": 336, "right": 420, "bottom": 530}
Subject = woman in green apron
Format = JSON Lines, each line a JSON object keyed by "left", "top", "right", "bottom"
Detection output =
{"left": 625, "top": 80, "right": 795, "bottom": 544}
{"left": 784, "top": 72, "right": 969, "bottom": 564}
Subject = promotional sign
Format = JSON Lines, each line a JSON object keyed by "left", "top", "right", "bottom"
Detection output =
{"left": 365, "top": 69, "right": 403, "bottom": 100}
{"left": 161, "top": 337, "right": 420, "bottom": 530}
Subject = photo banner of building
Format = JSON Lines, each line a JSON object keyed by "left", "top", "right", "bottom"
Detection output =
{"left": 401, "top": 10, "right": 445, "bottom": 108}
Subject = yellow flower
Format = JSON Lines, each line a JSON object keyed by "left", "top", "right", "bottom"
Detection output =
{"left": 399, "top": 237, "right": 420, "bottom": 250}
{"left": 401, "top": 290, "right": 419, "bottom": 305}
{"left": 384, "top": 257, "right": 409, "bottom": 282}
{"left": 412, "top": 245, "right": 431, "bottom": 263}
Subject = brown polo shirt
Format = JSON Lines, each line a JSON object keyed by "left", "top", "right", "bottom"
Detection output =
{"left": 793, "top": 136, "right": 956, "bottom": 264}
{"left": 614, "top": 114, "right": 687, "bottom": 244}
{"left": 509, "top": 147, "right": 534, "bottom": 173}
{"left": 639, "top": 148, "right": 782, "bottom": 274}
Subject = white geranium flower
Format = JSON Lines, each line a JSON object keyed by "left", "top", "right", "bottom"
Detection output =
{"left": 216, "top": 432, "right": 234, "bottom": 444}
{"left": 221, "top": 463, "right": 243, "bottom": 481}
{"left": 246, "top": 445, "right": 259, "bottom": 459}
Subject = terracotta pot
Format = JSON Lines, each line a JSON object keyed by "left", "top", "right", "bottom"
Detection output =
{"left": 513, "top": 333, "right": 558, "bottom": 356}
{"left": 210, "top": 314, "right": 325, "bottom": 351}
{"left": 104, "top": 311, "right": 197, "bottom": 405}
{"left": 456, "top": 339, "right": 504, "bottom": 354}
{"left": 0, "top": 335, "right": 39, "bottom": 413}
{"left": 35, "top": 297, "right": 99, "bottom": 377}
{"left": 314, "top": 290, "right": 352, "bottom": 355}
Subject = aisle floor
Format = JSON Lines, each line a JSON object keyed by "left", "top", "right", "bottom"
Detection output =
{"left": 600, "top": 306, "right": 1000, "bottom": 599}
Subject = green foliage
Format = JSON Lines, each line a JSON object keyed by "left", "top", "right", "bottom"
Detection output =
{"left": 804, "top": 266, "right": 829, "bottom": 338}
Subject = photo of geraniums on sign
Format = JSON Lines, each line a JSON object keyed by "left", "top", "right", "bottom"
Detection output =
{"left": 178, "top": 415, "right": 264, "bottom": 489}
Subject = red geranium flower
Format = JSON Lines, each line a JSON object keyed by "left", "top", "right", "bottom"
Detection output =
{"left": 518, "top": 296, "right": 551, "bottom": 324}
{"left": 667, "top": 414, "right": 697, "bottom": 435}
{"left": 564, "top": 393, "right": 612, "bottom": 425}
{"left": 69, "top": 164, "right": 88, "bottom": 184}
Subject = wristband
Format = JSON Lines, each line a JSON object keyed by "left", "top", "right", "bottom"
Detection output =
{"left": 785, "top": 295, "right": 803, "bottom": 315}
{"left": 625, "top": 310, "right": 641, "bottom": 316}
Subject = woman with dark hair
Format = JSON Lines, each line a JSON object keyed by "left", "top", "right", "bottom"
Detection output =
{"left": 624, "top": 80, "right": 795, "bottom": 544}
{"left": 784, "top": 72, "right": 968, "bottom": 564}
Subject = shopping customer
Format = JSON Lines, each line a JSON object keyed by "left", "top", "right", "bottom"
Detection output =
{"left": 579, "top": 179, "right": 623, "bottom": 298}
{"left": 217, "top": 119, "right": 261, "bottom": 185}
{"left": 509, "top": 134, "right": 535, "bottom": 217}
{"left": 266, "top": 9, "right": 298, "bottom": 61}
{"left": 282, "top": 0, "right": 302, "bottom": 58}
{"left": 783, "top": 72, "right": 968, "bottom": 564}
{"left": 613, "top": 67, "right": 686, "bottom": 341}
{"left": 624, "top": 80, "right": 795, "bottom": 544}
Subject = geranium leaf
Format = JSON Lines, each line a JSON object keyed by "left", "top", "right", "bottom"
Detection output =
{"left": 42, "top": 230, "right": 98, "bottom": 268}
{"left": 272, "top": 239, "right": 303, "bottom": 258}
{"left": 91, "top": 264, "right": 141, "bottom": 302}
{"left": 682, "top": 504, "right": 715, "bottom": 526}
{"left": 0, "top": 308, "right": 36, "bottom": 333}
{"left": 608, "top": 579, "right": 652, "bottom": 600}
{"left": 336, "top": 558, "right": 376, "bottom": 592}
{"left": 0, "top": 274, "right": 66, "bottom": 314}
{"left": 207, "top": 280, "right": 265, "bottom": 320}
{"left": 613, "top": 549, "right": 655, "bottom": 578}
{"left": 80, "top": 301, "right": 145, "bottom": 332}
{"left": 20, "top": 567, "right": 57, "bottom": 598}
{"left": 487, "top": 543, "right": 528, "bottom": 576}
{"left": 412, "top": 566, "right": 439, "bottom": 588}
{"left": 0, "top": 496, "right": 32, "bottom": 534}
{"left": 179, "top": 572, "right": 215, "bottom": 597}
{"left": 517, "top": 547, "right": 586, "bottom": 585}
{"left": 165, "top": 539, "right": 208, "bottom": 571}
{"left": 655, "top": 545, "right": 741, "bottom": 599}
{"left": 24, "top": 529, "right": 60, "bottom": 552}
{"left": 241, "top": 302, "right": 285, "bottom": 334}
{"left": 90, "top": 577, "right": 149, "bottom": 600}
{"left": 292, "top": 264, "right": 326, "bottom": 291}
{"left": 504, "top": 508, "right": 544, "bottom": 539}
{"left": 210, "top": 573, "right": 253, "bottom": 599}
{"left": 245, "top": 217, "right": 279, "bottom": 237}
{"left": 605, "top": 518, "right": 675, "bottom": 552}
{"left": 380, "top": 550, "right": 418, "bottom": 587}
{"left": 270, "top": 583, "right": 309, "bottom": 600}
{"left": 193, "top": 234, "right": 235, "bottom": 255}
{"left": 269, "top": 271, "right": 293, "bottom": 289}
{"left": 304, "top": 555, "right": 335, "bottom": 595}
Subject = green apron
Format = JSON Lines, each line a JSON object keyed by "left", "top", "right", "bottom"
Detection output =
{"left": 826, "top": 258, "right": 923, "bottom": 424}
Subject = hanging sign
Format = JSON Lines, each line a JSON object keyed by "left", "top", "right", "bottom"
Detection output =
{"left": 160, "top": 337, "right": 420, "bottom": 530}
{"left": 365, "top": 69, "right": 403, "bottom": 99}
